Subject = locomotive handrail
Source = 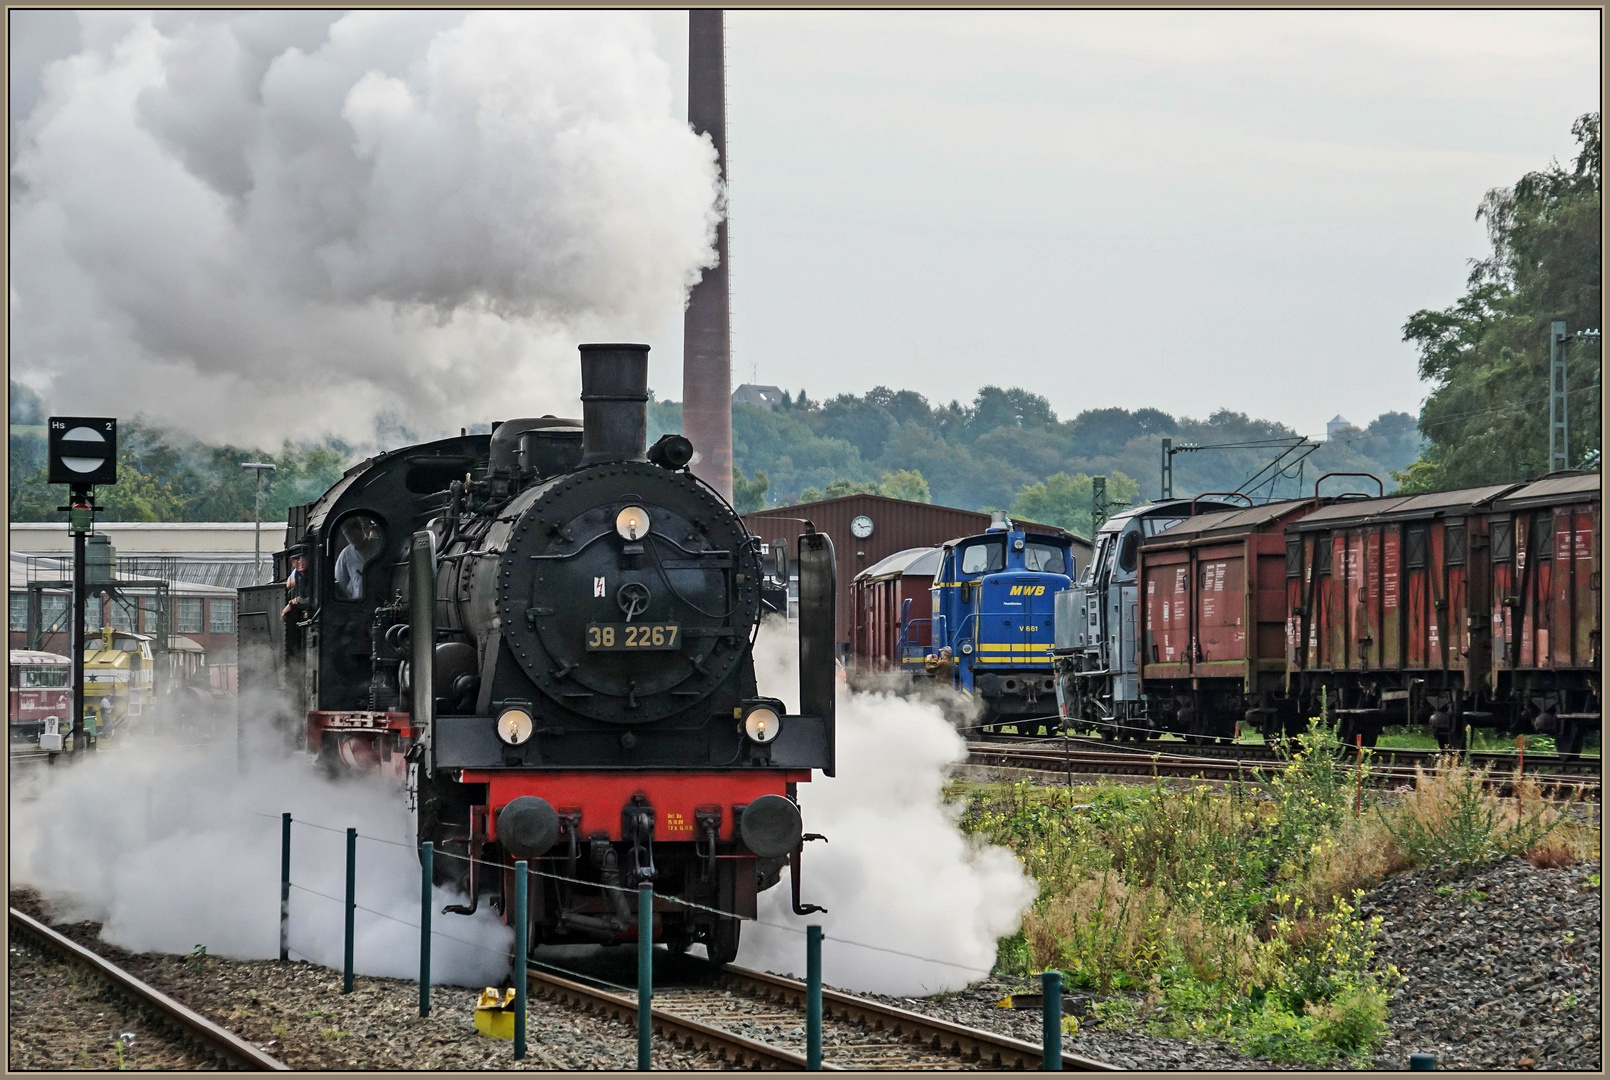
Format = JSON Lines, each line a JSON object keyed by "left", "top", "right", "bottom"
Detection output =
{"left": 1189, "top": 492, "right": 1254, "bottom": 513}
{"left": 1313, "top": 472, "right": 1383, "bottom": 500}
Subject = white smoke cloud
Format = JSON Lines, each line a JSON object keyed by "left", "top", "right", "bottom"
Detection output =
{"left": 10, "top": 729, "right": 514, "bottom": 987}
{"left": 739, "top": 622, "right": 1037, "bottom": 995}
{"left": 9, "top": 10, "right": 718, "bottom": 444}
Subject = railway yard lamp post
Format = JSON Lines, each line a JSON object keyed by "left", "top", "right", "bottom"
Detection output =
{"left": 241, "top": 462, "right": 277, "bottom": 584}
{"left": 47, "top": 417, "right": 118, "bottom": 755}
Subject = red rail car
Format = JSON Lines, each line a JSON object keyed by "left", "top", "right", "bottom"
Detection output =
{"left": 1485, "top": 472, "right": 1601, "bottom": 752}
{"left": 848, "top": 547, "right": 940, "bottom": 674}
{"left": 1285, "top": 484, "right": 1517, "bottom": 745}
{"left": 9, "top": 650, "right": 72, "bottom": 750}
{"left": 1137, "top": 499, "right": 1320, "bottom": 741}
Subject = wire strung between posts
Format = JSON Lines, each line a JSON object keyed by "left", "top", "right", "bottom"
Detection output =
{"left": 269, "top": 812, "right": 995, "bottom": 975}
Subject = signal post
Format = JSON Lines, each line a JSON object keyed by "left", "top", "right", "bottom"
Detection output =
{"left": 47, "top": 417, "right": 118, "bottom": 753}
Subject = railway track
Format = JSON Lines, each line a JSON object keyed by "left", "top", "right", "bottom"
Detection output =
{"left": 964, "top": 742, "right": 1601, "bottom": 799}
{"left": 527, "top": 955, "right": 1115, "bottom": 1071}
{"left": 981, "top": 733, "right": 1602, "bottom": 774}
{"left": 7, "top": 908, "right": 289, "bottom": 1071}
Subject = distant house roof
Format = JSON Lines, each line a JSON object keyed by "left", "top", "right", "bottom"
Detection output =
{"left": 732, "top": 384, "right": 786, "bottom": 410}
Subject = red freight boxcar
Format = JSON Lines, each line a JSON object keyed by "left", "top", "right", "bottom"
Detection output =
{"left": 1138, "top": 499, "right": 1320, "bottom": 742}
{"left": 1286, "top": 483, "right": 1524, "bottom": 746}
{"left": 1485, "top": 472, "right": 1601, "bottom": 753}
{"left": 849, "top": 546, "right": 941, "bottom": 674}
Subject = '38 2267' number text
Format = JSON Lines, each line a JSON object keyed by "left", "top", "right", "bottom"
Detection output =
{"left": 585, "top": 623, "right": 680, "bottom": 651}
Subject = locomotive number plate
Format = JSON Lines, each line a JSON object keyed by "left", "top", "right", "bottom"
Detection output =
{"left": 586, "top": 623, "right": 681, "bottom": 651}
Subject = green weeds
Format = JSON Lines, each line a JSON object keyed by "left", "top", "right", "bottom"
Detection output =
{"left": 961, "top": 714, "right": 1597, "bottom": 1066}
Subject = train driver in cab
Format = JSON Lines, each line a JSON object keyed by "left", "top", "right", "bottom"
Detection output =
{"left": 335, "top": 518, "right": 376, "bottom": 600}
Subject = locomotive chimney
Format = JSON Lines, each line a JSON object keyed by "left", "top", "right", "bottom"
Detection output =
{"left": 578, "top": 343, "right": 650, "bottom": 465}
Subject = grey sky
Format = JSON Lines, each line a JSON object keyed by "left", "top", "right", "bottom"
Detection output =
{"left": 9, "top": 10, "right": 1600, "bottom": 445}
{"left": 656, "top": 9, "right": 1600, "bottom": 438}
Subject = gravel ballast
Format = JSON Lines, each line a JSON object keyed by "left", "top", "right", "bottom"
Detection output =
{"left": 1363, "top": 856, "right": 1601, "bottom": 1071}
{"left": 9, "top": 891, "right": 707, "bottom": 1071}
{"left": 7, "top": 928, "right": 217, "bottom": 1070}
{"left": 12, "top": 858, "right": 1603, "bottom": 1071}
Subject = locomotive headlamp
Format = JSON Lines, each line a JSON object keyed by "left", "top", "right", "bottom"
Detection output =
{"left": 960, "top": 642, "right": 974, "bottom": 655}
{"left": 615, "top": 505, "right": 651, "bottom": 541}
{"left": 496, "top": 706, "right": 534, "bottom": 746}
{"left": 743, "top": 706, "right": 782, "bottom": 744}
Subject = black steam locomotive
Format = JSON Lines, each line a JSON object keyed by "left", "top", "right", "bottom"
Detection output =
{"left": 238, "top": 344, "right": 837, "bottom": 962}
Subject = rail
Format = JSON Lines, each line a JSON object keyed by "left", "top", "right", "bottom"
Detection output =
{"left": 8, "top": 908, "right": 290, "bottom": 1071}
{"left": 529, "top": 956, "right": 1117, "bottom": 1071}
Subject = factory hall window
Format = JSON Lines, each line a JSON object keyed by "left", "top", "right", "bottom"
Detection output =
{"left": 334, "top": 513, "right": 386, "bottom": 601}
{"left": 1024, "top": 543, "right": 1066, "bottom": 575}
{"left": 210, "top": 598, "right": 236, "bottom": 634}
{"left": 111, "top": 599, "right": 138, "bottom": 632}
{"left": 176, "top": 598, "right": 203, "bottom": 634}
{"left": 9, "top": 593, "right": 27, "bottom": 628}
{"left": 42, "top": 595, "right": 68, "bottom": 631}
{"left": 960, "top": 540, "right": 1004, "bottom": 576}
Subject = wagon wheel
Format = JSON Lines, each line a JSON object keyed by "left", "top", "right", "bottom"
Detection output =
{"left": 707, "top": 916, "right": 740, "bottom": 966}
{"left": 1557, "top": 718, "right": 1585, "bottom": 760}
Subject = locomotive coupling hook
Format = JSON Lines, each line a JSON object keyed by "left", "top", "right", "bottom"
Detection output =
{"left": 790, "top": 846, "right": 826, "bottom": 916}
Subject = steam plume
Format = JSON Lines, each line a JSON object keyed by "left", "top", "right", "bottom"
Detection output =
{"left": 10, "top": 728, "right": 514, "bottom": 986}
{"left": 9, "top": 11, "right": 719, "bottom": 444}
{"left": 740, "top": 620, "right": 1037, "bottom": 995}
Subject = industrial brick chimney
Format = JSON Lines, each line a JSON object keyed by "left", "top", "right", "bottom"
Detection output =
{"left": 683, "top": 8, "right": 733, "bottom": 502}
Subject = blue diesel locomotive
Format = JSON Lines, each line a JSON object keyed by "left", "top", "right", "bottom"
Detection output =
{"left": 917, "top": 513, "right": 1077, "bottom": 733}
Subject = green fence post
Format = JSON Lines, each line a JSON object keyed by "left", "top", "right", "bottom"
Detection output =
{"left": 279, "top": 813, "right": 291, "bottom": 963}
{"left": 638, "top": 883, "right": 653, "bottom": 1070}
{"left": 1041, "top": 969, "right": 1062, "bottom": 1071}
{"left": 419, "top": 841, "right": 433, "bottom": 1018}
{"left": 343, "top": 827, "right": 356, "bottom": 994}
{"left": 514, "top": 861, "right": 528, "bottom": 1060}
{"left": 806, "top": 925, "right": 823, "bottom": 1070}
{"left": 1409, "top": 1053, "right": 1436, "bottom": 1070}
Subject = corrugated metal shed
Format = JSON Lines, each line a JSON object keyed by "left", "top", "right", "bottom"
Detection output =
{"left": 743, "top": 494, "right": 1091, "bottom": 647}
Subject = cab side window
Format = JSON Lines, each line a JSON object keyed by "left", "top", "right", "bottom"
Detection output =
{"left": 960, "top": 541, "right": 1004, "bottom": 575}
{"left": 332, "top": 513, "right": 386, "bottom": 601}
{"left": 1116, "top": 531, "right": 1141, "bottom": 575}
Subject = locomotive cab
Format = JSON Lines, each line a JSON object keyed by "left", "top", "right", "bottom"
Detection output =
{"left": 1051, "top": 500, "right": 1234, "bottom": 740}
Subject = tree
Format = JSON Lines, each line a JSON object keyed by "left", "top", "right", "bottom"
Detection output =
{"left": 877, "top": 469, "right": 931, "bottom": 503}
{"left": 732, "top": 467, "right": 770, "bottom": 513}
{"left": 1010, "top": 470, "right": 1140, "bottom": 538}
{"left": 1399, "top": 112, "right": 1601, "bottom": 491}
